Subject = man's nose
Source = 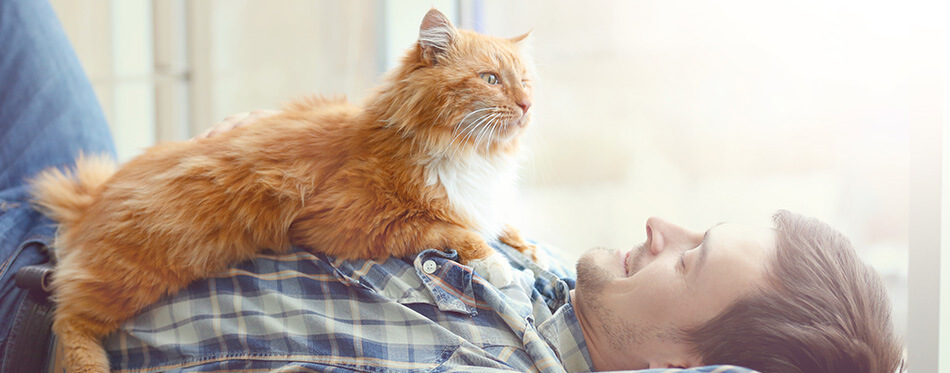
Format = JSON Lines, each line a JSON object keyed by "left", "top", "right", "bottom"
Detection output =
{"left": 646, "top": 217, "right": 701, "bottom": 255}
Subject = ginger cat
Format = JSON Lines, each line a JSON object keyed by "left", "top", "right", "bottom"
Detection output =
{"left": 31, "top": 9, "right": 541, "bottom": 373}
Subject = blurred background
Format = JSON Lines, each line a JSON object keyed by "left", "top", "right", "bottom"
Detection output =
{"left": 48, "top": 0, "right": 946, "bottom": 364}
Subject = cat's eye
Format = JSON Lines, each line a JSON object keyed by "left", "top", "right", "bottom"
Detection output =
{"left": 480, "top": 73, "right": 499, "bottom": 85}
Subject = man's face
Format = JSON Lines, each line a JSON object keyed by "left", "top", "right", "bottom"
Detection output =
{"left": 571, "top": 217, "right": 776, "bottom": 370}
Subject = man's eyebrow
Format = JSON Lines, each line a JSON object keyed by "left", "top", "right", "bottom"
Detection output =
{"left": 694, "top": 222, "right": 725, "bottom": 276}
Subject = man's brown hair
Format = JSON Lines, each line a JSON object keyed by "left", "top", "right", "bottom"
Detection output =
{"left": 686, "top": 210, "right": 904, "bottom": 373}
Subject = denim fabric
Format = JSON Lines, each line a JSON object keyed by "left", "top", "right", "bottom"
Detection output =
{"left": 0, "top": 0, "right": 116, "bottom": 362}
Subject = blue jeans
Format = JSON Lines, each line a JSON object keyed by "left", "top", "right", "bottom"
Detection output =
{"left": 0, "top": 0, "right": 116, "bottom": 359}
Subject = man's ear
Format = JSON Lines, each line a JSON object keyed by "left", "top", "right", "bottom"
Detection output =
{"left": 669, "top": 355, "right": 703, "bottom": 370}
{"left": 418, "top": 8, "right": 456, "bottom": 65}
{"left": 648, "top": 359, "right": 702, "bottom": 370}
{"left": 646, "top": 344, "right": 703, "bottom": 370}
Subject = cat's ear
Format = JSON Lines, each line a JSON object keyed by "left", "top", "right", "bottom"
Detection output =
{"left": 418, "top": 8, "right": 456, "bottom": 65}
{"left": 509, "top": 31, "right": 532, "bottom": 44}
{"left": 509, "top": 31, "right": 535, "bottom": 61}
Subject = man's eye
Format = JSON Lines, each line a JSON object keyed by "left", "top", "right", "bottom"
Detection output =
{"left": 480, "top": 73, "right": 499, "bottom": 85}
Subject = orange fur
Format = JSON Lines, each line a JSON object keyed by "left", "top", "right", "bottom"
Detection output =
{"left": 30, "top": 9, "right": 540, "bottom": 373}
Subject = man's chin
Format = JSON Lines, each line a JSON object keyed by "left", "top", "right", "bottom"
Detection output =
{"left": 575, "top": 247, "right": 622, "bottom": 295}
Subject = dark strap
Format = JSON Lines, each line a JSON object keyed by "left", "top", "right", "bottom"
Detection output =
{"left": 14, "top": 262, "right": 54, "bottom": 298}
{"left": 2, "top": 263, "right": 56, "bottom": 373}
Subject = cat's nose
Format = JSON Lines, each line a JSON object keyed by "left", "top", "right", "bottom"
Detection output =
{"left": 517, "top": 100, "right": 531, "bottom": 114}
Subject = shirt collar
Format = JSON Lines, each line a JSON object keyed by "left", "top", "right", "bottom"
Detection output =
{"left": 537, "top": 302, "right": 593, "bottom": 373}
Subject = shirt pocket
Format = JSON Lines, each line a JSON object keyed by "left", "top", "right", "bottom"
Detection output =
{"left": 328, "top": 249, "right": 479, "bottom": 316}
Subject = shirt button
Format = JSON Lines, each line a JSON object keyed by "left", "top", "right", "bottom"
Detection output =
{"left": 422, "top": 260, "right": 438, "bottom": 274}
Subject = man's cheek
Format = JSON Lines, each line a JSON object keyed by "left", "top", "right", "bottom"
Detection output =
{"left": 629, "top": 272, "right": 677, "bottom": 305}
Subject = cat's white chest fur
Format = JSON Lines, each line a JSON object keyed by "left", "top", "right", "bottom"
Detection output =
{"left": 425, "top": 152, "right": 519, "bottom": 241}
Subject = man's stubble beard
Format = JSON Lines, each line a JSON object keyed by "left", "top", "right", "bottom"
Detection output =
{"left": 574, "top": 243, "right": 654, "bottom": 347}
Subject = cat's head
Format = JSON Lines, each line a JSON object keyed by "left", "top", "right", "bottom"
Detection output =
{"left": 375, "top": 9, "right": 534, "bottom": 158}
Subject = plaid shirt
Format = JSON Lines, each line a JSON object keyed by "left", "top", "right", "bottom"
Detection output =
{"left": 47, "top": 242, "right": 758, "bottom": 373}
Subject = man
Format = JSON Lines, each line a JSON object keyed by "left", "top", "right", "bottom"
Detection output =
{"left": 43, "top": 204, "right": 900, "bottom": 372}
{"left": 1, "top": 1, "right": 902, "bottom": 372}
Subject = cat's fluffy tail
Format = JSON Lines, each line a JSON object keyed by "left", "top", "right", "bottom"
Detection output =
{"left": 30, "top": 153, "right": 116, "bottom": 230}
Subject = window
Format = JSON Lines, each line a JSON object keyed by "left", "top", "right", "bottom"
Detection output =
{"left": 54, "top": 0, "right": 937, "bottom": 368}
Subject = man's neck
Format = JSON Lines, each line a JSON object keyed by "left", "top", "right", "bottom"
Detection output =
{"left": 569, "top": 289, "right": 644, "bottom": 370}
{"left": 570, "top": 290, "right": 607, "bottom": 369}
{"left": 537, "top": 292, "right": 594, "bottom": 372}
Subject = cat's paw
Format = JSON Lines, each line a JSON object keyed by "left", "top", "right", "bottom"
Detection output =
{"left": 469, "top": 253, "right": 514, "bottom": 288}
{"left": 531, "top": 246, "right": 551, "bottom": 271}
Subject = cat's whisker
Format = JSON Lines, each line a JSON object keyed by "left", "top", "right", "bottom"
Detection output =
{"left": 492, "top": 111, "right": 521, "bottom": 151}
{"left": 470, "top": 115, "right": 490, "bottom": 147}
{"left": 443, "top": 130, "right": 471, "bottom": 159}
{"left": 473, "top": 113, "right": 501, "bottom": 150}
{"left": 452, "top": 108, "right": 488, "bottom": 141}
{"left": 487, "top": 114, "right": 507, "bottom": 151}
{"left": 452, "top": 111, "right": 497, "bottom": 158}
{"left": 465, "top": 111, "right": 497, "bottom": 137}
{"left": 459, "top": 114, "right": 489, "bottom": 141}
{"left": 455, "top": 107, "right": 494, "bottom": 131}
{"left": 443, "top": 109, "right": 494, "bottom": 158}
{"left": 483, "top": 116, "right": 500, "bottom": 152}
{"left": 445, "top": 108, "right": 494, "bottom": 153}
